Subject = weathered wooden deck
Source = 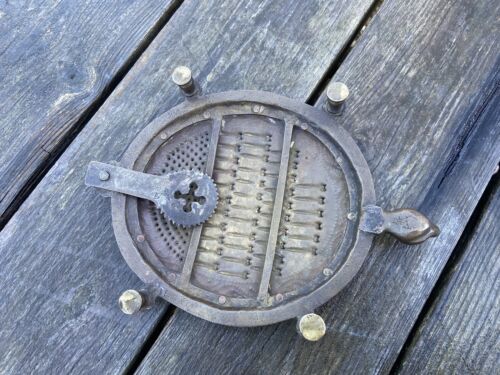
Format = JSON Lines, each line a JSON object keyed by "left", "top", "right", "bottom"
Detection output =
{"left": 0, "top": 1, "right": 498, "bottom": 374}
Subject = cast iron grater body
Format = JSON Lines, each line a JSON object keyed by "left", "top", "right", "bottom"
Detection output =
{"left": 84, "top": 67, "right": 439, "bottom": 341}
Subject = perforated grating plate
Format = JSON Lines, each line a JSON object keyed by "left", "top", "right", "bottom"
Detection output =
{"left": 110, "top": 90, "right": 378, "bottom": 326}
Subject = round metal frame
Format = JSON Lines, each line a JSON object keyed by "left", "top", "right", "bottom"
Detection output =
{"left": 111, "top": 90, "right": 376, "bottom": 326}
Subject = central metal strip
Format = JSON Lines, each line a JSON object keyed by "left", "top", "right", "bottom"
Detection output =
{"left": 257, "top": 120, "right": 294, "bottom": 301}
{"left": 179, "top": 116, "right": 222, "bottom": 287}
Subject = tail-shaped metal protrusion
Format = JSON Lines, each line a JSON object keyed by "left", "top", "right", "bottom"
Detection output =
{"left": 360, "top": 205, "right": 440, "bottom": 245}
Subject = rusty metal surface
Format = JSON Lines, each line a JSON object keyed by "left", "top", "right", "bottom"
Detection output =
{"left": 87, "top": 88, "right": 439, "bottom": 327}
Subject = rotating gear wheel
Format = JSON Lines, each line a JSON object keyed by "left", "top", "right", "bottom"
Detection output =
{"left": 158, "top": 170, "right": 218, "bottom": 227}
{"left": 85, "top": 162, "right": 218, "bottom": 228}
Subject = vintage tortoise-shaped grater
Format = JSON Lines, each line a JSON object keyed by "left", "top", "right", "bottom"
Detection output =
{"left": 85, "top": 66, "right": 439, "bottom": 341}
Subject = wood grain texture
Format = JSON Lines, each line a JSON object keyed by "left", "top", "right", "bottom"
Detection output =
{"left": 397, "top": 181, "right": 499, "bottom": 374}
{"left": 0, "top": 0, "right": 375, "bottom": 373}
{"left": 135, "top": 0, "right": 500, "bottom": 374}
{"left": 0, "top": 0, "right": 180, "bottom": 226}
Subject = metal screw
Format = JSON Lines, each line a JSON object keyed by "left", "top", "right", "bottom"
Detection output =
{"left": 119, "top": 289, "right": 143, "bottom": 315}
{"left": 298, "top": 313, "right": 326, "bottom": 341}
{"left": 347, "top": 212, "right": 357, "bottom": 221}
{"left": 323, "top": 268, "right": 333, "bottom": 277}
{"left": 275, "top": 293, "right": 284, "bottom": 302}
{"left": 172, "top": 66, "right": 197, "bottom": 96}
{"left": 98, "top": 170, "right": 110, "bottom": 181}
{"left": 136, "top": 234, "right": 145, "bottom": 243}
{"left": 160, "top": 133, "right": 168, "bottom": 140}
{"left": 218, "top": 295, "right": 227, "bottom": 305}
{"left": 325, "top": 82, "right": 349, "bottom": 115}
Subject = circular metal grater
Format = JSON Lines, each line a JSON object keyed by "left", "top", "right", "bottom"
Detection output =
{"left": 85, "top": 67, "right": 439, "bottom": 340}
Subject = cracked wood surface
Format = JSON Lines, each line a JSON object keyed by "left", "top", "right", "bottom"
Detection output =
{"left": 135, "top": 0, "right": 500, "bottom": 373}
{"left": 398, "top": 180, "right": 499, "bottom": 374}
{"left": 0, "top": 0, "right": 376, "bottom": 373}
{"left": 0, "top": 0, "right": 179, "bottom": 226}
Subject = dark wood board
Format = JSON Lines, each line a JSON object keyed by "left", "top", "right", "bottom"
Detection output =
{"left": 397, "top": 180, "right": 499, "bottom": 374}
{"left": 0, "top": 0, "right": 376, "bottom": 373}
{"left": 135, "top": 0, "right": 500, "bottom": 373}
{"left": 0, "top": 0, "right": 180, "bottom": 226}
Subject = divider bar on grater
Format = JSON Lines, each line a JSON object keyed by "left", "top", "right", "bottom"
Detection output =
{"left": 179, "top": 116, "right": 223, "bottom": 288}
{"left": 257, "top": 119, "right": 294, "bottom": 301}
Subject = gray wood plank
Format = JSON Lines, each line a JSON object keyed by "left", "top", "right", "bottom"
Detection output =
{"left": 0, "top": 0, "right": 180, "bottom": 226}
{"left": 0, "top": 0, "right": 376, "bottom": 373}
{"left": 135, "top": 0, "right": 500, "bottom": 374}
{"left": 397, "top": 180, "right": 499, "bottom": 375}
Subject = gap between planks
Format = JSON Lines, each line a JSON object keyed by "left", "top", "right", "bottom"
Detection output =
{"left": 0, "top": 0, "right": 184, "bottom": 230}
{"left": 306, "top": 0, "right": 385, "bottom": 105}
{"left": 124, "top": 303, "right": 177, "bottom": 375}
{"left": 389, "top": 170, "right": 499, "bottom": 374}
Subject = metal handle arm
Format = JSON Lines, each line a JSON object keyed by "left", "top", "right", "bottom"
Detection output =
{"left": 85, "top": 161, "right": 167, "bottom": 204}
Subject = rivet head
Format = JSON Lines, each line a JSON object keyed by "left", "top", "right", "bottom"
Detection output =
{"left": 160, "top": 132, "right": 168, "bottom": 140}
{"left": 323, "top": 268, "right": 333, "bottom": 277}
{"left": 275, "top": 293, "right": 284, "bottom": 302}
{"left": 326, "top": 82, "right": 349, "bottom": 104}
{"left": 347, "top": 212, "right": 357, "bottom": 221}
{"left": 252, "top": 104, "right": 263, "bottom": 113}
{"left": 98, "top": 170, "right": 110, "bottom": 181}
{"left": 218, "top": 296, "right": 227, "bottom": 305}
{"left": 167, "top": 273, "right": 176, "bottom": 283}
{"left": 136, "top": 234, "right": 145, "bottom": 243}
{"left": 171, "top": 66, "right": 192, "bottom": 86}
{"left": 119, "top": 290, "right": 143, "bottom": 315}
{"left": 298, "top": 313, "right": 326, "bottom": 341}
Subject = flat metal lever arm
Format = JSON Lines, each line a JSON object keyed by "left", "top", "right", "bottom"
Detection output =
{"left": 85, "top": 161, "right": 218, "bottom": 228}
{"left": 85, "top": 161, "right": 166, "bottom": 203}
{"left": 360, "top": 205, "right": 440, "bottom": 245}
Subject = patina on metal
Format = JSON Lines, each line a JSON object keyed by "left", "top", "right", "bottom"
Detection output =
{"left": 297, "top": 313, "right": 327, "bottom": 341}
{"left": 172, "top": 65, "right": 198, "bottom": 96}
{"left": 325, "top": 81, "right": 349, "bottom": 115}
{"left": 360, "top": 205, "right": 440, "bottom": 245}
{"left": 86, "top": 162, "right": 218, "bottom": 227}
{"left": 118, "top": 289, "right": 144, "bottom": 315}
{"left": 84, "top": 67, "right": 439, "bottom": 340}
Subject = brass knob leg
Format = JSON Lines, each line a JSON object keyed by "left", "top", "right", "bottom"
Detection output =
{"left": 325, "top": 82, "right": 349, "bottom": 115}
{"left": 297, "top": 313, "right": 326, "bottom": 341}
{"left": 172, "top": 66, "right": 198, "bottom": 96}
{"left": 119, "top": 289, "right": 144, "bottom": 315}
